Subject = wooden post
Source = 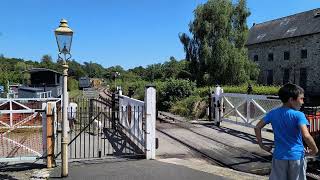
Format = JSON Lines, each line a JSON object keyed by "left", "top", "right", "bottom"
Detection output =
{"left": 46, "top": 102, "right": 54, "bottom": 168}
{"left": 145, "top": 85, "right": 156, "bottom": 159}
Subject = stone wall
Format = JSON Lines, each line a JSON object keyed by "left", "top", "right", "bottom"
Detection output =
{"left": 247, "top": 33, "right": 320, "bottom": 95}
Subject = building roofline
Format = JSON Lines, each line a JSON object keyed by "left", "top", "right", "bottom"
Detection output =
{"left": 28, "top": 68, "right": 62, "bottom": 75}
{"left": 252, "top": 8, "right": 320, "bottom": 27}
{"left": 246, "top": 31, "right": 320, "bottom": 46}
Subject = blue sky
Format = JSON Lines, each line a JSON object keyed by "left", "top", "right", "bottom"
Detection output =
{"left": 0, "top": 0, "right": 319, "bottom": 69}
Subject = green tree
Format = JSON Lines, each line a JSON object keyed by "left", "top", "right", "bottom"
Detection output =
{"left": 145, "top": 63, "right": 164, "bottom": 81}
{"left": 14, "top": 62, "right": 31, "bottom": 84}
{"left": 40, "top": 54, "right": 56, "bottom": 69}
{"left": 128, "top": 66, "right": 147, "bottom": 78}
{"left": 104, "top": 65, "right": 125, "bottom": 80}
{"left": 162, "top": 57, "right": 191, "bottom": 80}
{"left": 68, "top": 60, "right": 87, "bottom": 79}
{"left": 179, "top": 0, "right": 258, "bottom": 86}
{"left": 84, "top": 61, "right": 105, "bottom": 78}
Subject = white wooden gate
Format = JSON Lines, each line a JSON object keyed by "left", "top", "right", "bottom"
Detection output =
{"left": 0, "top": 98, "right": 60, "bottom": 162}
{"left": 212, "top": 87, "right": 282, "bottom": 131}
{"left": 118, "top": 86, "right": 156, "bottom": 159}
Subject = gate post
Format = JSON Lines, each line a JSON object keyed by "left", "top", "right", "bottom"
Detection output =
{"left": 112, "top": 93, "right": 116, "bottom": 129}
{"left": 208, "top": 91, "right": 213, "bottom": 121}
{"left": 145, "top": 85, "right": 156, "bottom": 159}
{"left": 89, "top": 99, "right": 93, "bottom": 123}
{"left": 214, "top": 85, "right": 223, "bottom": 126}
{"left": 46, "top": 102, "right": 55, "bottom": 168}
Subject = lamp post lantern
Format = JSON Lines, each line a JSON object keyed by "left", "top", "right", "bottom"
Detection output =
{"left": 54, "top": 19, "right": 73, "bottom": 177}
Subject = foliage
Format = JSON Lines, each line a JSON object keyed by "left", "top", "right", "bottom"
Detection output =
{"left": 67, "top": 78, "right": 79, "bottom": 91}
{"left": 179, "top": 0, "right": 259, "bottom": 86}
{"left": 128, "top": 57, "right": 190, "bottom": 82}
{"left": 170, "top": 95, "right": 207, "bottom": 120}
{"left": 69, "top": 89, "right": 82, "bottom": 99}
{"left": 115, "top": 79, "right": 148, "bottom": 100}
{"left": 68, "top": 59, "right": 87, "bottom": 79}
{"left": 84, "top": 61, "right": 105, "bottom": 78}
{"left": 192, "top": 86, "right": 212, "bottom": 97}
{"left": 222, "top": 84, "right": 280, "bottom": 95}
{"left": 157, "top": 79, "right": 196, "bottom": 111}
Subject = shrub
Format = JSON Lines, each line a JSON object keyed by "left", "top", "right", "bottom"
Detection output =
{"left": 222, "top": 84, "right": 280, "bottom": 95}
{"left": 158, "top": 79, "right": 196, "bottom": 111}
{"left": 170, "top": 95, "right": 207, "bottom": 120}
{"left": 68, "top": 78, "right": 79, "bottom": 91}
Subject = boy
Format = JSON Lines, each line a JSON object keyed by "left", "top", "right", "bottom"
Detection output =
{"left": 254, "top": 83, "right": 318, "bottom": 180}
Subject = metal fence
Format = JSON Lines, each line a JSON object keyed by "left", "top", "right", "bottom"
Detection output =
{"left": 54, "top": 96, "right": 146, "bottom": 160}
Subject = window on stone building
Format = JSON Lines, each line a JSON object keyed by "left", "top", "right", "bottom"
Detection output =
{"left": 254, "top": 55, "right": 258, "bottom": 61}
{"left": 284, "top": 51, "right": 290, "bottom": 60}
{"left": 267, "top": 70, "right": 273, "bottom": 85}
{"left": 299, "top": 68, "right": 307, "bottom": 90}
{"left": 268, "top": 53, "right": 274, "bottom": 61}
{"left": 283, "top": 69, "right": 290, "bottom": 84}
{"left": 301, "top": 49, "right": 307, "bottom": 59}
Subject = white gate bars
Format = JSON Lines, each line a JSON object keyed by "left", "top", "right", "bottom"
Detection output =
{"left": 118, "top": 86, "right": 156, "bottom": 159}
{"left": 213, "top": 87, "right": 282, "bottom": 131}
{"left": 119, "top": 93, "right": 145, "bottom": 148}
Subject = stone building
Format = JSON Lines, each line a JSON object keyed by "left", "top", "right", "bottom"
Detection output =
{"left": 246, "top": 8, "right": 320, "bottom": 95}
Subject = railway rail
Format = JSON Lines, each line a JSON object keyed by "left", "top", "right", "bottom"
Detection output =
{"left": 157, "top": 112, "right": 320, "bottom": 179}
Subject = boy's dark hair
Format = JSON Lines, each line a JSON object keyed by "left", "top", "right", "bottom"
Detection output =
{"left": 278, "top": 83, "right": 304, "bottom": 103}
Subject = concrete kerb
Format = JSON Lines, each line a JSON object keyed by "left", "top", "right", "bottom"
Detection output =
{"left": 30, "top": 168, "right": 51, "bottom": 180}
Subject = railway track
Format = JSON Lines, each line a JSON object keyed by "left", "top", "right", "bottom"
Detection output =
{"left": 157, "top": 112, "right": 320, "bottom": 179}
{"left": 158, "top": 112, "right": 271, "bottom": 161}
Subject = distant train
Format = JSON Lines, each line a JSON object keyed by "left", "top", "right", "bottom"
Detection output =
{"left": 79, "top": 77, "right": 103, "bottom": 90}
{"left": 79, "top": 77, "right": 90, "bottom": 90}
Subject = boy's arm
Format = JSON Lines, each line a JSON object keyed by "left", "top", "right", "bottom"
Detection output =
{"left": 300, "top": 125, "right": 318, "bottom": 155}
{"left": 254, "top": 120, "right": 272, "bottom": 152}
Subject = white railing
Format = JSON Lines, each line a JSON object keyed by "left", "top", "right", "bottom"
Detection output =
{"left": 213, "top": 87, "right": 282, "bottom": 131}
{"left": 119, "top": 94, "right": 145, "bottom": 146}
{"left": 118, "top": 86, "right": 156, "bottom": 159}
{"left": 37, "top": 91, "right": 52, "bottom": 98}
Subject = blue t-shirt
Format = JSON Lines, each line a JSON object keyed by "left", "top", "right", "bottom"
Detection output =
{"left": 263, "top": 107, "right": 309, "bottom": 160}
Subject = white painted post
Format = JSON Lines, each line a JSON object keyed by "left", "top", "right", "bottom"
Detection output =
{"left": 145, "top": 85, "right": 156, "bottom": 159}
{"left": 246, "top": 96, "right": 251, "bottom": 123}
{"left": 118, "top": 89, "right": 122, "bottom": 96}
{"left": 9, "top": 100, "right": 13, "bottom": 127}
{"left": 220, "top": 88, "right": 224, "bottom": 118}
{"left": 214, "top": 86, "right": 223, "bottom": 123}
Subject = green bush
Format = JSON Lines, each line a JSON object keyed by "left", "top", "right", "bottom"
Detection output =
{"left": 158, "top": 79, "right": 196, "bottom": 111}
{"left": 192, "top": 86, "right": 211, "bottom": 97}
{"left": 170, "top": 95, "right": 207, "bottom": 120}
{"left": 68, "top": 78, "right": 79, "bottom": 91}
{"left": 222, "top": 84, "right": 280, "bottom": 95}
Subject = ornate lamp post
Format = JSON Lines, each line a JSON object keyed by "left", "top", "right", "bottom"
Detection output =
{"left": 54, "top": 19, "right": 73, "bottom": 177}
